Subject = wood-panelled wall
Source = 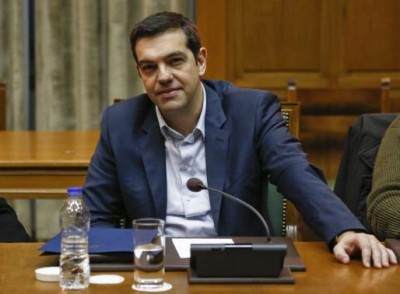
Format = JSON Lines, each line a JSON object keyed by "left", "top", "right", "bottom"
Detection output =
{"left": 196, "top": 0, "right": 400, "bottom": 180}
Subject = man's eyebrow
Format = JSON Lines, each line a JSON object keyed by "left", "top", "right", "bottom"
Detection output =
{"left": 166, "top": 51, "right": 187, "bottom": 59}
{"left": 137, "top": 51, "right": 188, "bottom": 66}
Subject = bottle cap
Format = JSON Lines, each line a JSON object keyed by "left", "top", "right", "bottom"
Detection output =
{"left": 67, "top": 187, "right": 83, "bottom": 197}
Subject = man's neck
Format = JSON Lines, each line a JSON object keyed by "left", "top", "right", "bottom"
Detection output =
{"left": 164, "top": 115, "right": 198, "bottom": 137}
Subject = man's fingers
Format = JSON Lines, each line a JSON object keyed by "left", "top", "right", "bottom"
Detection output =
{"left": 333, "top": 244, "right": 351, "bottom": 264}
{"left": 334, "top": 232, "right": 397, "bottom": 268}
{"left": 387, "top": 249, "right": 398, "bottom": 265}
{"left": 368, "top": 238, "right": 382, "bottom": 268}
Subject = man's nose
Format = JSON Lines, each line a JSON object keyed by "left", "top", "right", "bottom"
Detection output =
{"left": 158, "top": 65, "right": 173, "bottom": 82}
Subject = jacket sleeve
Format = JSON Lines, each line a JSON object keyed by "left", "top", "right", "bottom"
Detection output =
{"left": 83, "top": 107, "right": 126, "bottom": 228}
{"left": 255, "top": 94, "right": 366, "bottom": 244}
{"left": 367, "top": 115, "right": 400, "bottom": 240}
{"left": 0, "top": 198, "right": 30, "bottom": 242}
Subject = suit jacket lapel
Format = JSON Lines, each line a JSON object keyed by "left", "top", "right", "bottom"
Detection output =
{"left": 139, "top": 85, "right": 230, "bottom": 227}
{"left": 204, "top": 85, "right": 229, "bottom": 229}
{"left": 141, "top": 110, "right": 167, "bottom": 219}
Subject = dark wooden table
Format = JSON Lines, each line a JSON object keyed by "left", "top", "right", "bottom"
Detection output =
{"left": 0, "top": 242, "right": 398, "bottom": 293}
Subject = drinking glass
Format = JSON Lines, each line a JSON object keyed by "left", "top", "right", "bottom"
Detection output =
{"left": 132, "top": 218, "right": 165, "bottom": 291}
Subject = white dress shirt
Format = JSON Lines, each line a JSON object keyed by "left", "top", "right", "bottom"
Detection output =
{"left": 155, "top": 84, "right": 217, "bottom": 237}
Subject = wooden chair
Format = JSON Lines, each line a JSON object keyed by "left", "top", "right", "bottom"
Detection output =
{"left": 267, "top": 101, "right": 318, "bottom": 241}
{"left": 280, "top": 101, "right": 300, "bottom": 137}
{"left": 266, "top": 101, "right": 299, "bottom": 240}
{"left": 275, "top": 78, "right": 391, "bottom": 239}
{"left": 284, "top": 78, "right": 392, "bottom": 181}
{"left": 280, "top": 102, "right": 302, "bottom": 240}
{"left": 113, "top": 98, "right": 124, "bottom": 104}
{"left": 0, "top": 81, "right": 6, "bottom": 130}
{"left": 289, "top": 78, "right": 391, "bottom": 135}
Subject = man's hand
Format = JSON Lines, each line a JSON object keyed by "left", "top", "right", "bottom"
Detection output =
{"left": 333, "top": 231, "right": 398, "bottom": 268}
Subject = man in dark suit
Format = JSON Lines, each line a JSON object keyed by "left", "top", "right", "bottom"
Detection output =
{"left": 0, "top": 198, "right": 30, "bottom": 242}
{"left": 83, "top": 11, "right": 396, "bottom": 268}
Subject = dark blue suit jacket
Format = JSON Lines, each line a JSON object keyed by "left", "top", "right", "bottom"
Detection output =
{"left": 83, "top": 79, "right": 365, "bottom": 244}
{"left": 0, "top": 198, "right": 30, "bottom": 242}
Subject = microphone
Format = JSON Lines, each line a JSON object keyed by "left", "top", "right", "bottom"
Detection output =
{"left": 186, "top": 177, "right": 271, "bottom": 242}
{"left": 186, "top": 178, "right": 288, "bottom": 279}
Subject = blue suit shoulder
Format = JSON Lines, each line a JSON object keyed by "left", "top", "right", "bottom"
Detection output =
{"left": 107, "top": 94, "right": 152, "bottom": 116}
{"left": 202, "top": 79, "right": 279, "bottom": 106}
{"left": 0, "top": 198, "right": 30, "bottom": 242}
{"left": 103, "top": 94, "right": 156, "bottom": 129}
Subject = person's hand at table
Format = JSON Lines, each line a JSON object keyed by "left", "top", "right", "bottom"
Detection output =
{"left": 333, "top": 231, "right": 398, "bottom": 268}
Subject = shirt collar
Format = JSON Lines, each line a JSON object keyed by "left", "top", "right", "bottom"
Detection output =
{"left": 155, "top": 82, "right": 207, "bottom": 139}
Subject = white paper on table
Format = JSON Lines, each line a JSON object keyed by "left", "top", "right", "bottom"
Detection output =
{"left": 171, "top": 238, "right": 234, "bottom": 259}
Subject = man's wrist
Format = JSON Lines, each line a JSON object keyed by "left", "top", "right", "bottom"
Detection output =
{"left": 336, "top": 230, "right": 356, "bottom": 244}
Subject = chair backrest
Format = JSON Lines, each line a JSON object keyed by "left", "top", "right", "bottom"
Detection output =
{"left": 0, "top": 81, "right": 6, "bottom": 130}
{"left": 280, "top": 101, "right": 300, "bottom": 138}
{"left": 275, "top": 100, "right": 322, "bottom": 241}
{"left": 287, "top": 78, "right": 391, "bottom": 134}
{"left": 267, "top": 101, "right": 313, "bottom": 241}
{"left": 266, "top": 102, "right": 297, "bottom": 239}
{"left": 113, "top": 98, "right": 124, "bottom": 104}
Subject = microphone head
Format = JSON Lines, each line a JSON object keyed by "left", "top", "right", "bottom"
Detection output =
{"left": 187, "top": 178, "right": 206, "bottom": 192}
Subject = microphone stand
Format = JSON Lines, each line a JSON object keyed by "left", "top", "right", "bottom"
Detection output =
{"left": 204, "top": 186, "right": 271, "bottom": 243}
{"left": 186, "top": 178, "right": 288, "bottom": 280}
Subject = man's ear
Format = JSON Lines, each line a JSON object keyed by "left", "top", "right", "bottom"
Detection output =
{"left": 197, "top": 47, "right": 207, "bottom": 76}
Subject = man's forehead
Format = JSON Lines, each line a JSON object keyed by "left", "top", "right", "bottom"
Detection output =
{"left": 136, "top": 29, "right": 187, "bottom": 48}
{"left": 136, "top": 31, "right": 190, "bottom": 62}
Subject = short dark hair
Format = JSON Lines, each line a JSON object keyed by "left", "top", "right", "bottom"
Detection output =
{"left": 129, "top": 11, "right": 202, "bottom": 62}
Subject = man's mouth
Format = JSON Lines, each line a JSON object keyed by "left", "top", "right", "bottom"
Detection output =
{"left": 157, "top": 88, "right": 180, "bottom": 98}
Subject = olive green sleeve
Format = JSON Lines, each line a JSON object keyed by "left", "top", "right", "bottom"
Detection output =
{"left": 367, "top": 115, "right": 400, "bottom": 240}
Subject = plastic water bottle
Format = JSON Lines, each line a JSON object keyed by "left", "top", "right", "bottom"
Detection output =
{"left": 59, "top": 187, "right": 90, "bottom": 290}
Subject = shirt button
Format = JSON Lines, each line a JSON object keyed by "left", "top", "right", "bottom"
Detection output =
{"left": 181, "top": 164, "right": 189, "bottom": 171}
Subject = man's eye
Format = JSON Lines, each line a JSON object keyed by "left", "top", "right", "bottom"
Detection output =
{"left": 140, "top": 65, "right": 156, "bottom": 72}
{"left": 169, "top": 58, "right": 184, "bottom": 65}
